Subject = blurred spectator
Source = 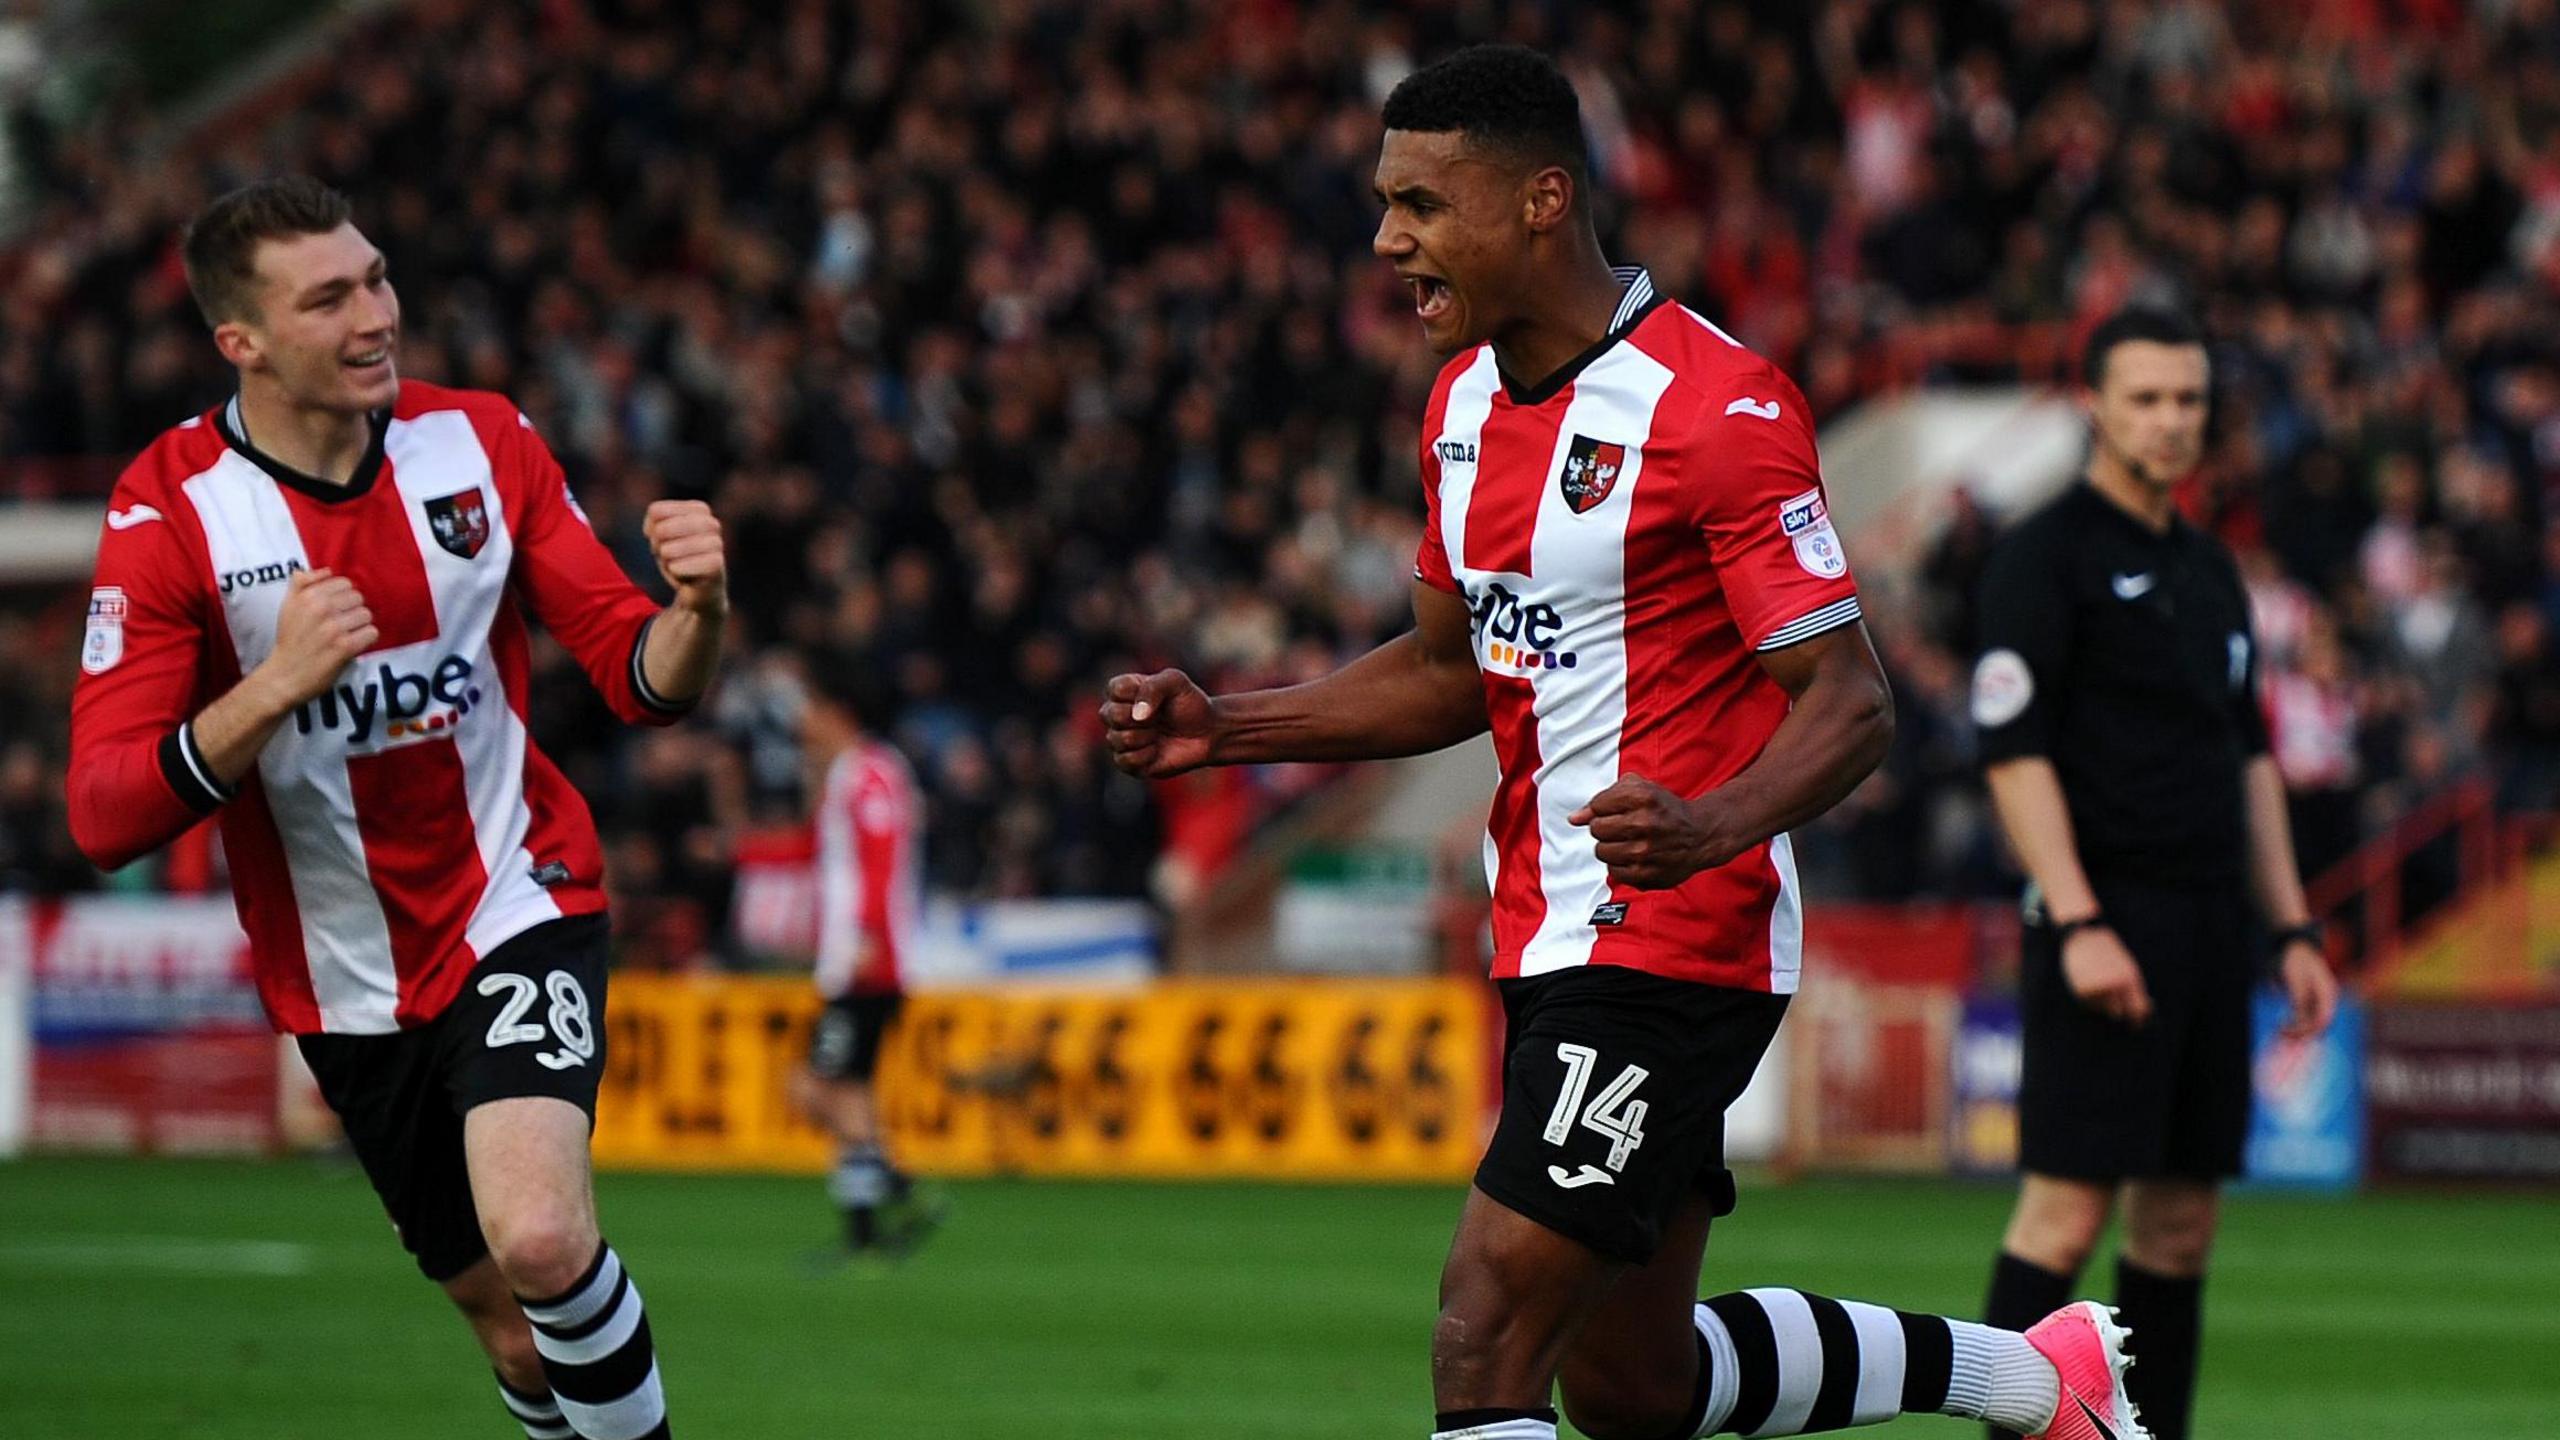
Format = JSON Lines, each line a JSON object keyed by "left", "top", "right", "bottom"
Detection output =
{"left": 1, "top": 0, "right": 2557, "bottom": 944}
{"left": 2492, "top": 603, "right": 2560, "bottom": 813}
{"left": 2264, "top": 611, "right": 2366, "bottom": 888}
{"left": 2383, "top": 538, "right": 2497, "bottom": 770}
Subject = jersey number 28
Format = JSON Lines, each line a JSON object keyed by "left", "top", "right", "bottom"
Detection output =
{"left": 479, "top": 970, "right": 597, "bottom": 1071}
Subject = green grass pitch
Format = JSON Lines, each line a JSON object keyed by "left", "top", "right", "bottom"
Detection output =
{"left": 2, "top": 1156, "right": 2553, "bottom": 1437}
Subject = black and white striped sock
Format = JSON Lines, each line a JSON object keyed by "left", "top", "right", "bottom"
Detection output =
{"left": 495, "top": 1372, "right": 574, "bottom": 1440}
{"left": 517, "top": 1243, "right": 671, "bottom": 1440}
{"left": 1690, "top": 1290, "right": 2056, "bottom": 1436}
{"left": 831, "top": 1145, "right": 894, "bottom": 1246}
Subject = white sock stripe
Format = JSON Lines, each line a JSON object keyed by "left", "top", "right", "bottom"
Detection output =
{"left": 1941, "top": 1319, "right": 1998, "bottom": 1420}
{"left": 523, "top": 1422, "right": 576, "bottom": 1440}
{"left": 1430, "top": 1421, "right": 1557, "bottom": 1440}
{"left": 531, "top": 1279, "right": 646, "bottom": 1368}
{"left": 557, "top": 1362, "right": 668, "bottom": 1440}
{"left": 1840, "top": 1300, "right": 1909, "bottom": 1426}
{"left": 1945, "top": 1319, "right": 2058, "bottom": 1434}
{"left": 500, "top": 1388, "right": 565, "bottom": 1423}
{"left": 1691, "top": 1302, "right": 1740, "bottom": 1438}
{"left": 1741, "top": 1288, "right": 1823, "bottom": 1438}
{"left": 522, "top": 1247, "right": 623, "bottom": 1328}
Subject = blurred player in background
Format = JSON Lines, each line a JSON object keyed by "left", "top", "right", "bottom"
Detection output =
{"left": 796, "top": 656, "right": 937, "bottom": 1259}
{"left": 1105, "top": 46, "right": 2143, "bottom": 1440}
{"left": 67, "top": 177, "right": 724, "bottom": 1440}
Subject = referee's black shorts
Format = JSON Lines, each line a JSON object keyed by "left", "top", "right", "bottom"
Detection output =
{"left": 2018, "top": 873, "right": 2256, "bottom": 1182}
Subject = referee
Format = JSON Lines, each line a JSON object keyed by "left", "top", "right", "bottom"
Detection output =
{"left": 1970, "top": 307, "right": 2339, "bottom": 1440}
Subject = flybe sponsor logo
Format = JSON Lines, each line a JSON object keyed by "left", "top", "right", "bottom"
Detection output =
{"left": 1467, "top": 580, "right": 1579, "bottom": 674}
{"left": 293, "top": 655, "right": 483, "bottom": 744}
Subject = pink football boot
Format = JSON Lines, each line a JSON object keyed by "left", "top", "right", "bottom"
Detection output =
{"left": 2024, "top": 1301, "right": 2150, "bottom": 1440}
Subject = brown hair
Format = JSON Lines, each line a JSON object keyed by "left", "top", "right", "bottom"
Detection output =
{"left": 180, "top": 176, "right": 353, "bottom": 326}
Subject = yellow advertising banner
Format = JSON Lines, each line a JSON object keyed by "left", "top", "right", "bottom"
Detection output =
{"left": 591, "top": 975, "right": 1495, "bottom": 1181}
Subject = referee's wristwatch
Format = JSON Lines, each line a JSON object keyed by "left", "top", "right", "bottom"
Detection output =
{"left": 2051, "top": 911, "right": 2109, "bottom": 942}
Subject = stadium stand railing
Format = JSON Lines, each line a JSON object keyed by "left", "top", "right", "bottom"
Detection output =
{"left": 2315, "top": 788, "right": 2560, "bottom": 1000}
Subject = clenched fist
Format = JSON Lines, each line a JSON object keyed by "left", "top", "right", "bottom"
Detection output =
{"left": 1098, "top": 669, "right": 1219, "bottom": 778}
{"left": 1567, "top": 774, "right": 1747, "bottom": 890}
{"left": 644, "top": 500, "right": 727, "bottom": 615}
{"left": 261, "top": 568, "right": 377, "bottom": 706}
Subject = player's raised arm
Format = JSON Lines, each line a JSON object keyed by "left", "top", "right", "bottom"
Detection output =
{"left": 1100, "top": 579, "right": 1485, "bottom": 776}
{"left": 504, "top": 414, "right": 723, "bottom": 723}
{"left": 635, "top": 497, "right": 727, "bottom": 705}
{"left": 68, "top": 487, "right": 377, "bottom": 871}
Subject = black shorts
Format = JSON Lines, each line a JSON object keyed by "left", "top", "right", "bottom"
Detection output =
{"left": 2018, "top": 875, "right": 2256, "bottom": 1182}
{"left": 809, "top": 991, "right": 905, "bottom": 1083}
{"left": 1474, "top": 966, "right": 1789, "bottom": 1265}
{"left": 296, "top": 914, "right": 612, "bottom": 1283}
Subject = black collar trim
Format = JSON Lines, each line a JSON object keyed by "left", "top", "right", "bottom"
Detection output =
{"left": 1500, "top": 265, "right": 1668, "bottom": 407}
{"left": 2073, "top": 478, "right": 2185, "bottom": 542}
{"left": 217, "top": 395, "right": 389, "bottom": 503}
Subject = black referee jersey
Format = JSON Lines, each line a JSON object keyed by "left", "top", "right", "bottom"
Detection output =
{"left": 1970, "top": 482, "right": 2270, "bottom": 886}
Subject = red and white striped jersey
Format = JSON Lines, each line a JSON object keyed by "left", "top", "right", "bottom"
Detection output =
{"left": 1414, "top": 269, "right": 1862, "bottom": 994}
{"left": 811, "top": 740, "right": 921, "bottom": 998}
{"left": 68, "top": 381, "right": 687, "bottom": 1035}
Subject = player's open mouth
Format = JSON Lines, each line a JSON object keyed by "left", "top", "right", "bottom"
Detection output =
{"left": 343, "top": 347, "right": 392, "bottom": 371}
{"left": 1409, "top": 276, "right": 1452, "bottom": 321}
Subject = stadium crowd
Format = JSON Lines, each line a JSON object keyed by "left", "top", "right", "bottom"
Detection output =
{"left": 5, "top": 0, "right": 2559, "bottom": 956}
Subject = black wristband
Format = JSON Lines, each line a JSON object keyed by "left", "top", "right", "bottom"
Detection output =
{"left": 2272, "top": 921, "right": 2323, "bottom": 951}
{"left": 628, "top": 613, "right": 692, "bottom": 717}
{"left": 157, "top": 722, "right": 236, "bottom": 814}
{"left": 2052, "top": 912, "right": 2109, "bottom": 941}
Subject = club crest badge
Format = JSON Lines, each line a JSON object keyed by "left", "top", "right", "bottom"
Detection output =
{"left": 425, "top": 488, "right": 491, "bottom": 560}
{"left": 1559, "top": 434, "right": 1626, "bottom": 515}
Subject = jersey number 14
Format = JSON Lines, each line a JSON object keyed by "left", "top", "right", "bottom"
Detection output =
{"left": 1543, "top": 1042, "right": 1649, "bottom": 1172}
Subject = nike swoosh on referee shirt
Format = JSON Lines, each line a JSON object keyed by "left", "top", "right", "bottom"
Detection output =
{"left": 2073, "top": 1392, "right": 2119, "bottom": 1440}
{"left": 106, "top": 505, "right": 164, "bottom": 530}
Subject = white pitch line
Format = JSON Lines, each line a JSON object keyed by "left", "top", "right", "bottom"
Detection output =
{"left": 0, "top": 1235, "right": 314, "bottom": 1277}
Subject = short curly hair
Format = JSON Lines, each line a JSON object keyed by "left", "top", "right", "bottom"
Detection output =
{"left": 1381, "top": 45, "right": 1590, "bottom": 197}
